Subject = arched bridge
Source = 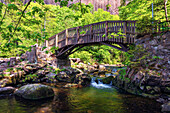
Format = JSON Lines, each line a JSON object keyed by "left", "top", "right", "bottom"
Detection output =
{"left": 46, "top": 21, "right": 137, "bottom": 59}
{"left": 46, "top": 20, "right": 169, "bottom": 59}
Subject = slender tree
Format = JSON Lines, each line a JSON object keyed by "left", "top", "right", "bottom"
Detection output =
{"left": 164, "top": 0, "right": 169, "bottom": 22}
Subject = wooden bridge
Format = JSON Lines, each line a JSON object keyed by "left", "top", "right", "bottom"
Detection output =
{"left": 46, "top": 20, "right": 169, "bottom": 59}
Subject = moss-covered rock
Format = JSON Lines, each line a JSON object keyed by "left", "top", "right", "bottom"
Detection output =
{"left": 14, "top": 84, "right": 54, "bottom": 100}
{"left": 102, "top": 76, "right": 114, "bottom": 84}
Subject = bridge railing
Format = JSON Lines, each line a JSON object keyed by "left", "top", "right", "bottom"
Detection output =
{"left": 46, "top": 20, "right": 169, "bottom": 49}
{"left": 47, "top": 20, "right": 137, "bottom": 48}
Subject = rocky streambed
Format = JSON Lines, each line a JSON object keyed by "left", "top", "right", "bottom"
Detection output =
{"left": 0, "top": 66, "right": 163, "bottom": 113}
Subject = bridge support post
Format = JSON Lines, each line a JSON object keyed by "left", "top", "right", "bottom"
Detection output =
{"left": 56, "top": 57, "right": 71, "bottom": 69}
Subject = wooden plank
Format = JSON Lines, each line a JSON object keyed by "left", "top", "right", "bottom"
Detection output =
{"left": 123, "top": 21, "right": 127, "bottom": 35}
{"left": 105, "top": 21, "right": 108, "bottom": 41}
{"left": 90, "top": 25, "right": 93, "bottom": 42}
{"left": 65, "top": 29, "right": 68, "bottom": 45}
{"left": 77, "top": 26, "right": 79, "bottom": 44}
{"left": 45, "top": 40, "right": 48, "bottom": 47}
{"left": 131, "top": 23, "right": 133, "bottom": 33}
{"left": 55, "top": 34, "right": 58, "bottom": 47}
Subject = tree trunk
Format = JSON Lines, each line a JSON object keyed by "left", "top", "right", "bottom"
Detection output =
{"left": 164, "top": 0, "right": 169, "bottom": 22}
{"left": 10, "top": 57, "right": 16, "bottom": 66}
{"left": 80, "top": 0, "right": 82, "bottom": 14}
{"left": 27, "top": 45, "right": 38, "bottom": 64}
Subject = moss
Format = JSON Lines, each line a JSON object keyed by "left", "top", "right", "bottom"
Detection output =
{"left": 102, "top": 76, "right": 114, "bottom": 84}
{"left": 15, "top": 84, "right": 54, "bottom": 100}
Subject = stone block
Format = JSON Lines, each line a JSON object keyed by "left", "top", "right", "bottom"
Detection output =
{"left": 56, "top": 58, "right": 71, "bottom": 69}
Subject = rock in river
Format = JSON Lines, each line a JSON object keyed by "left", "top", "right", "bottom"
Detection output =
{"left": 161, "top": 101, "right": 170, "bottom": 112}
{"left": 14, "top": 84, "right": 54, "bottom": 100}
{"left": 0, "top": 87, "right": 15, "bottom": 94}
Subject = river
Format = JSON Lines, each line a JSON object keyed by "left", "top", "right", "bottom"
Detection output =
{"left": 0, "top": 78, "right": 161, "bottom": 113}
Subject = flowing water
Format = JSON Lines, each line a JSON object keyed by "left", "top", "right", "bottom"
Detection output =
{"left": 0, "top": 67, "right": 162, "bottom": 113}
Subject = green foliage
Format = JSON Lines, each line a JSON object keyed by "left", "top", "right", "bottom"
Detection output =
{"left": 45, "top": 50, "right": 49, "bottom": 54}
{"left": 6, "top": 68, "right": 13, "bottom": 72}
{"left": 70, "top": 51, "right": 92, "bottom": 64}
{"left": 25, "top": 74, "right": 38, "bottom": 81}
{"left": 106, "top": 4, "right": 111, "bottom": 10}
{"left": 120, "top": 44, "right": 150, "bottom": 67}
{"left": 108, "top": 29, "right": 126, "bottom": 40}
{"left": 0, "top": 1, "right": 92, "bottom": 57}
{"left": 0, "top": 1, "right": 123, "bottom": 65}
{"left": 119, "top": 0, "right": 170, "bottom": 22}
{"left": 119, "top": 0, "right": 170, "bottom": 34}
{"left": 42, "top": 46, "right": 47, "bottom": 51}
{"left": 118, "top": 68, "right": 126, "bottom": 76}
{"left": 70, "top": 45, "right": 123, "bottom": 65}
{"left": 69, "top": 2, "right": 94, "bottom": 15}
{"left": 118, "top": 68, "right": 126, "bottom": 80}
{"left": 78, "top": 8, "right": 119, "bottom": 26}
{"left": 50, "top": 46, "right": 59, "bottom": 54}
{"left": 70, "top": 8, "right": 121, "bottom": 64}
{"left": 152, "top": 56, "right": 161, "bottom": 59}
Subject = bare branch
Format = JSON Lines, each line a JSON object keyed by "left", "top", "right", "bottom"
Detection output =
{"left": 13, "top": 0, "right": 32, "bottom": 33}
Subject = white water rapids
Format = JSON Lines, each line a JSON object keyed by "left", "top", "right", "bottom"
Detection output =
{"left": 91, "top": 78, "right": 112, "bottom": 89}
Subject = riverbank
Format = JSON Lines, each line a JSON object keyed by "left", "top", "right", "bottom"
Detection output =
{"left": 102, "top": 32, "right": 170, "bottom": 112}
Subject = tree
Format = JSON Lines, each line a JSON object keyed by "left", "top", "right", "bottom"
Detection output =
{"left": 120, "top": 0, "right": 132, "bottom": 6}
{"left": 119, "top": 0, "right": 170, "bottom": 21}
{"left": 164, "top": 0, "right": 169, "bottom": 22}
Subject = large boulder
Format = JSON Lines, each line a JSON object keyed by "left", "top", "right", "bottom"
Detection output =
{"left": 14, "top": 84, "right": 54, "bottom": 100}
{"left": 0, "top": 87, "right": 15, "bottom": 94}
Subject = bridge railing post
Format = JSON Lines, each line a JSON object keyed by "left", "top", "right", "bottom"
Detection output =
{"left": 105, "top": 21, "right": 108, "bottom": 40}
{"left": 90, "top": 25, "right": 93, "bottom": 42}
{"left": 45, "top": 40, "right": 48, "bottom": 47}
{"left": 77, "top": 27, "right": 79, "bottom": 44}
{"left": 55, "top": 34, "right": 58, "bottom": 47}
{"left": 123, "top": 21, "right": 127, "bottom": 43}
{"left": 65, "top": 29, "right": 68, "bottom": 45}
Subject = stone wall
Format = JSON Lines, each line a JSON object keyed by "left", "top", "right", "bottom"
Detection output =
{"left": 112, "top": 32, "right": 170, "bottom": 102}
{"left": 56, "top": 58, "right": 71, "bottom": 69}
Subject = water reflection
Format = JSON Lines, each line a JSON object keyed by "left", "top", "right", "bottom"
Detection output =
{"left": 0, "top": 86, "right": 161, "bottom": 113}
{"left": 0, "top": 80, "right": 162, "bottom": 113}
{"left": 52, "top": 89, "right": 70, "bottom": 112}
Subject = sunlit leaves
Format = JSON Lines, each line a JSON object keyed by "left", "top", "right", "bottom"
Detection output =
{"left": 0, "top": 3, "right": 3, "bottom": 17}
{"left": 119, "top": 0, "right": 170, "bottom": 21}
